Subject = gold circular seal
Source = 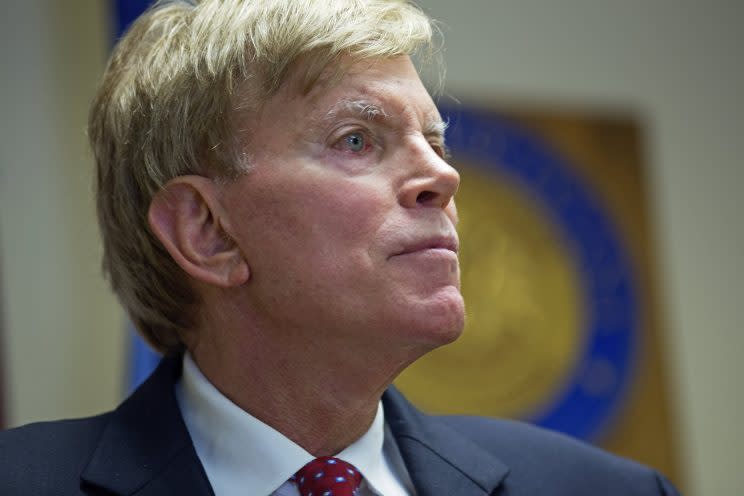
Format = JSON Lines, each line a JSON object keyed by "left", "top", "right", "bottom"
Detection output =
{"left": 395, "top": 162, "right": 584, "bottom": 419}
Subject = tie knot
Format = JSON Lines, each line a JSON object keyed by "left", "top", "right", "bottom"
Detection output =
{"left": 292, "top": 456, "right": 363, "bottom": 496}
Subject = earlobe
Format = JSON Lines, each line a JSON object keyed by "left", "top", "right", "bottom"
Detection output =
{"left": 147, "top": 176, "right": 250, "bottom": 288}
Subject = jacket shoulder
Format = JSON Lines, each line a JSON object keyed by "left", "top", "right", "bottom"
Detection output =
{"left": 438, "top": 415, "right": 680, "bottom": 495}
{"left": 0, "top": 413, "right": 111, "bottom": 496}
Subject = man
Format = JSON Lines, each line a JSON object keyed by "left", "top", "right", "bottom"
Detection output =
{"left": 0, "top": 1, "right": 680, "bottom": 495}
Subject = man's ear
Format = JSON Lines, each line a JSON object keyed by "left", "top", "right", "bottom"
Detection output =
{"left": 148, "top": 176, "right": 250, "bottom": 287}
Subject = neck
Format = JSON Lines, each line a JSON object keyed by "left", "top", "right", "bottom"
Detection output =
{"left": 187, "top": 314, "right": 422, "bottom": 456}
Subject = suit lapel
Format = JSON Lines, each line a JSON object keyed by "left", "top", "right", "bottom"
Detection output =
{"left": 383, "top": 387, "right": 510, "bottom": 496}
{"left": 81, "top": 355, "right": 213, "bottom": 496}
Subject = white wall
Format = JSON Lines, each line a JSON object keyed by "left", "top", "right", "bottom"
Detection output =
{"left": 1, "top": 1, "right": 741, "bottom": 494}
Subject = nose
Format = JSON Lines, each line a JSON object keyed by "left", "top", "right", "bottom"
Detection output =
{"left": 399, "top": 139, "right": 460, "bottom": 210}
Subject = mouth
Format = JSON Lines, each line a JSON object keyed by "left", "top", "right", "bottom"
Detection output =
{"left": 392, "top": 235, "right": 459, "bottom": 258}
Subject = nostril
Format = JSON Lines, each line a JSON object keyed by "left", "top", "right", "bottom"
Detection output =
{"left": 416, "top": 190, "right": 437, "bottom": 204}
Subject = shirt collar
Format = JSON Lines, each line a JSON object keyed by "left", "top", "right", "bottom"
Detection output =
{"left": 176, "top": 353, "right": 391, "bottom": 496}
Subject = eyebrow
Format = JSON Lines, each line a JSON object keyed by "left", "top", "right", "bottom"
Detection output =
{"left": 322, "top": 99, "right": 448, "bottom": 139}
{"left": 424, "top": 118, "right": 449, "bottom": 139}
{"left": 323, "top": 99, "right": 388, "bottom": 122}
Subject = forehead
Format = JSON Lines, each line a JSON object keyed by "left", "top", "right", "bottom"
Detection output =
{"left": 291, "top": 56, "right": 441, "bottom": 127}
{"left": 236, "top": 56, "right": 444, "bottom": 157}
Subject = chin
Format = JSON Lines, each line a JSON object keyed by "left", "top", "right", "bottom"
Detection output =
{"left": 402, "top": 287, "right": 466, "bottom": 349}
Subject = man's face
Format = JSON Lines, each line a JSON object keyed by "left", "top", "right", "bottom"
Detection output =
{"left": 221, "top": 56, "right": 463, "bottom": 355}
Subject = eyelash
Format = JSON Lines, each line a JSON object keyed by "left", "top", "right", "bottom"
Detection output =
{"left": 332, "top": 128, "right": 451, "bottom": 161}
{"left": 431, "top": 143, "right": 451, "bottom": 161}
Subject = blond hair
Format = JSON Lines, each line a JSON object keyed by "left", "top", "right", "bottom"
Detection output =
{"left": 89, "top": 0, "right": 438, "bottom": 353}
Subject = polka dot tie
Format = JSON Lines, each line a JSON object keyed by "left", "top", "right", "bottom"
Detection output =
{"left": 291, "top": 456, "right": 363, "bottom": 496}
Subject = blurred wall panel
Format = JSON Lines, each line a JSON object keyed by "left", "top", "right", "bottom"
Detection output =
{"left": 0, "top": 253, "right": 5, "bottom": 429}
{"left": 0, "top": 0, "right": 123, "bottom": 426}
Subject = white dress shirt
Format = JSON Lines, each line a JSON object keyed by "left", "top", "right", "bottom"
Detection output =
{"left": 175, "top": 354, "right": 416, "bottom": 496}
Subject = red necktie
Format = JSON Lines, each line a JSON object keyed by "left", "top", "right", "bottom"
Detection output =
{"left": 292, "top": 456, "right": 363, "bottom": 496}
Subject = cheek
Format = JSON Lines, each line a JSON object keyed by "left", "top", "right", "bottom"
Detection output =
{"left": 237, "top": 173, "right": 393, "bottom": 270}
{"left": 301, "top": 177, "right": 391, "bottom": 243}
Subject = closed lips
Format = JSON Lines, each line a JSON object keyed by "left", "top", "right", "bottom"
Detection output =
{"left": 393, "top": 236, "right": 459, "bottom": 257}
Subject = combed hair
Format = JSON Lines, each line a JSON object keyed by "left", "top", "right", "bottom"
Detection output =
{"left": 89, "top": 0, "right": 439, "bottom": 353}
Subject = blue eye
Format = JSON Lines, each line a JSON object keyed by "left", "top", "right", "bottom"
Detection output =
{"left": 344, "top": 132, "right": 365, "bottom": 152}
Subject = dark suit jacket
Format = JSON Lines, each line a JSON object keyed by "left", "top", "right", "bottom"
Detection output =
{"left": 0, "top": 355, "right": 680, "bottom": 495}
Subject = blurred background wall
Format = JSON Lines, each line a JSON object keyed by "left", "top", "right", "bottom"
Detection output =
{"left": 0, "top": 1, "right": 741, "bottom": 494}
